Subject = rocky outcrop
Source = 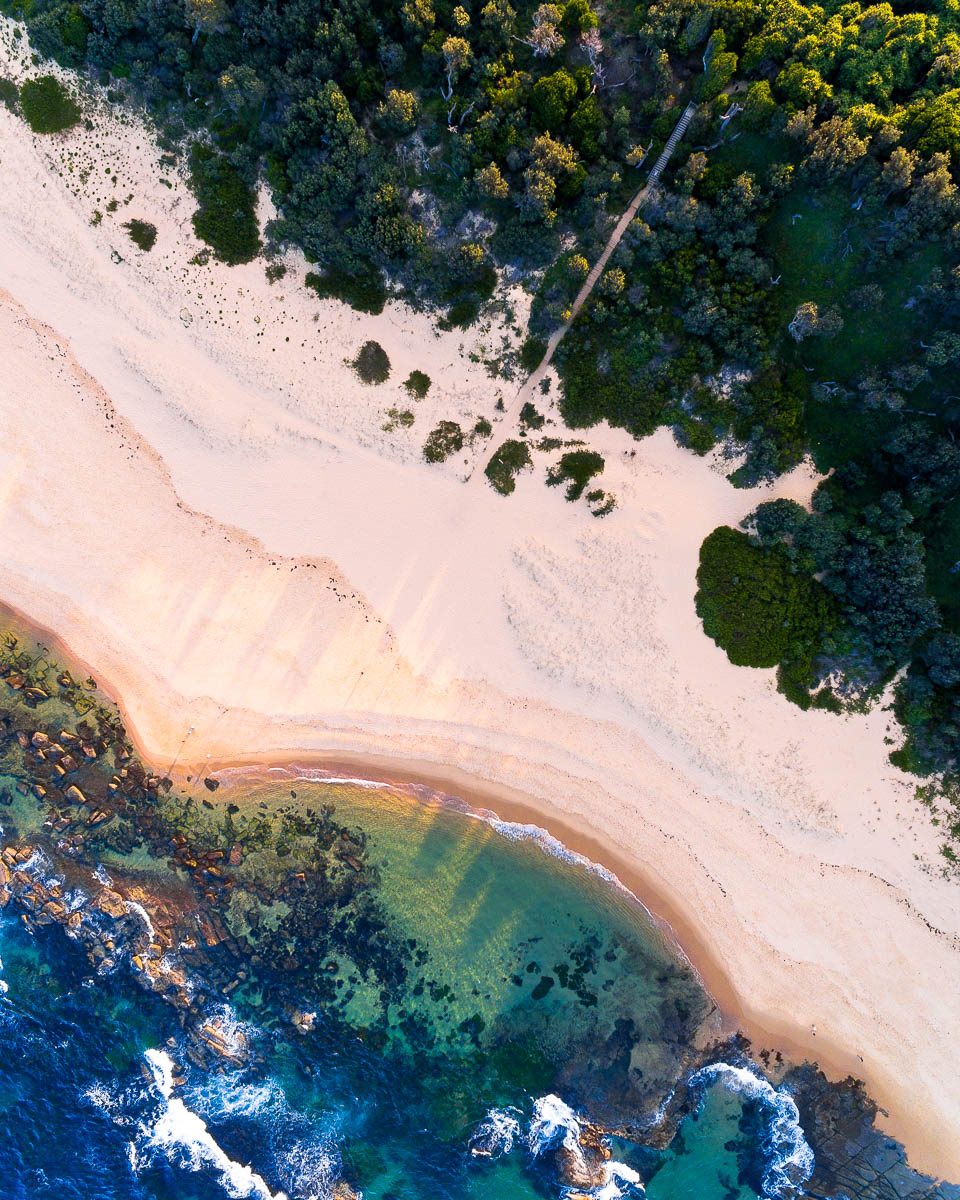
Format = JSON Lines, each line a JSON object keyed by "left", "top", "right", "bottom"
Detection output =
{"left": 786, "top": 1065, "right": 960, "bottom": 1200}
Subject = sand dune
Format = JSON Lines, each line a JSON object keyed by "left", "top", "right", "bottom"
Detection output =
{"left": 1, "top": 21, "right": 959, "bottom": 1178}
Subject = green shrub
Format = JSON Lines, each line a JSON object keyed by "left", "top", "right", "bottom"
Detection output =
{"left": 695, "top": 526, "right": 835, "bottom": 672}
{"left": 19, "top": 75, "right": 80, "bottom": 133}
{"left": 423, "top": 421, "right": 464, "bottom": 463}
{"left": 474, "top": 416, "right": 493, "bottom": 437}
{"left": 123, "top": 218, "right": 157, "bottom": 251}
{"left": 546, "top": 449, "right": 604, "bottom": 500}
{"left": 305, "top": 267, "right": 386, "bottom": 315}
{"left": 520, "top": 402, "right": 545, "bottom": 431}
{"left": 485, "top": 439, "right": 532, "bottom": 495}
{"left": 519, "top": 335, "right": 547, "bottom": 374}
{"left": 189, "top": 144, "right": 260, "bottom": 265}
{"left": 0, "top": 77, "right": 18, "bottom": 112}
{"left": 404, "top": 370, "right": 432, "bottom": 399}
{"left": 352, "top": 341, "right": 390, "bottom": 385}
{"left": 383, "top": 407, "right": 415, "bottom": 431}
{"left": 445, "top": 298, "right": 480, "bottom": 328}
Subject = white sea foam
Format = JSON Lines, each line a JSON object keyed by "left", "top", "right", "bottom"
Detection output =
{"left": 137, "top": 1048, "right": 288, "bottom": 1200}
{"left": 83, "top": 1082, "right": 117, "bottom": 1112}
{"left": 124, "top": 900, "right": 156, "bottom": 941}
{"left": 527, "top": 1093, "right": 583, "bottom": 1157}
{"left": 182, "top": 1052, "right": 345, "bottom": 1200}
{"left": 527, "top": 1095, "right": 643, "bottom": 1198}
{"left": 692, "top": 1063, "right": 814, "bottom": 1198}
{"left": 94, "top": 864, "right": 113, "bottom": 887}
{"left": 275, "top": 1138, "right": 339, "bottom": 1200}
{"left": 595, "top": 1160, "right": 644, "bottom": 1200}
{"left": 469, "top": 1107, "right": 522, "bottom": 1157}
{"left": 189, "top": 1073, "right": 286, "bottom": 1123}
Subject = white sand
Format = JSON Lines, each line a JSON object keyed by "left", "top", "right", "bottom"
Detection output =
{"left": 1, "top": 22, "right": 959, "bottom": 1179}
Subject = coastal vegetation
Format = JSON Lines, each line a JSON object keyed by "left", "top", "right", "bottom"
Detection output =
{"left": 546, "top": 448, "right": 604, "bottom": 500}
{"left": 18, "top": 73, "right": 78, "bottom": 132}
{"left": 123, "top": 217, "right": 157, "bottom": 251}
{"left": 3, "top": 0, "right": 960, "bottom": 780}
{"left": 485, "top": 437, "right": 532, "bottom": 494}
{"left": 404, "top": 369, "right": 432, "bottom": 399}
{"left": 423, "top": 419, "right": 464, "bottom": 462}
{"left": 352, "top": 339, "right": 391, "bottom": 384}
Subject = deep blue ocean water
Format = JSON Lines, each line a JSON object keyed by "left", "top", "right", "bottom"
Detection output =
{"left": 0, "top": 778, "right": 815, "bottom": 1200}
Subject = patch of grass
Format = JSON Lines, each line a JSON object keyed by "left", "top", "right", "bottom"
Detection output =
{"left": 189, "top": 143, "right": 260, "bottom": 265}
{"left": 123, "top": 218, "right": 157, "bottom": 251}
{"left": 383, "top": 407, "right": 414, "bottom": 432}
{"left": 404, "top": 370, "right": 431, "bottom": 399}
{"left": 423, "top": 421, "right": 464, "bottom": 463}
{"left": 19, "top": 75, "right": 80, "bottom": 133}
{"left": 305, "top": 267, "right": 386, "bottom": 315}
{"left": 546, "top": 449, "right": 604, "bottom": 501}
{"left": 352, "top": 341, "right": 390, "bottom": 385}
{"left": 265, "top": 261, "right": 287, "bottom": 284}
{"left": 473, "top": 417, "right": 492, "bottom": 437}
{"left": 485, "top": 439, "right": 532, "bottom": 495}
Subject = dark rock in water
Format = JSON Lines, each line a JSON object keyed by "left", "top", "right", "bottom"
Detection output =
{"left": 532, "top": 975, "right": 555, "bottom": 1000}
{"left": 204, "top": 777, "right": 220, "bottom": 791}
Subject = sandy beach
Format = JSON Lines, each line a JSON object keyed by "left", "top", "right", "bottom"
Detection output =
{"left": 1, "top": 22, "right": 959, "bottom": 1180}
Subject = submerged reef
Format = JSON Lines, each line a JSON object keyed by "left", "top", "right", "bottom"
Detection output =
{"left": 0, "top": 612, "right": 955, "bottom": 1200}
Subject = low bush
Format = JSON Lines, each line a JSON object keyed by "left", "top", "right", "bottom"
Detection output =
{"left": 485, "top": 439, "right": 532, "bottom": 495}
{"left": 123, "top": 219, "right": 157, "bottom": 251}
{"left": 423, "top": 421, "right": 464, "bottom": 463}
{"left": 404, "top": 370, "right": 431, "bottom": 399}
{"left": 353, "top": 341, "right": 391, "bottom": 385}
{"left": 546, "top": 449, "right": 604, "bottom": 501}
{"left": 19, "top": 75, "right": 80, "bottom": 133}
{"left": 305, "top": 267, "right": 386, "bottom": 315}
{"left": 695, "top": 526, "right": 835, "bottom": 671}
{"left": 189, "top": 144, "right": 260, "bottom": 265}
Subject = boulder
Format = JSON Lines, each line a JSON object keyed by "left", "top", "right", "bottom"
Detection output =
{"left": 93, "top": 888, "right": 128, "bottom": 920}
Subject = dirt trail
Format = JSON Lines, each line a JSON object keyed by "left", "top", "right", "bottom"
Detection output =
{"left": 468, "top": 101, "right": 698, "bottom": 488}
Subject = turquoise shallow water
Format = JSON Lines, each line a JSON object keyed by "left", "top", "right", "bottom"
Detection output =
{"left": 0, "top": 773, "right": 815, "bottom": 1200}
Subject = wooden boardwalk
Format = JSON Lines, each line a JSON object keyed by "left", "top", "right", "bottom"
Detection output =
{"left": 469, "top": 101, "right": 697, "bottom": 488}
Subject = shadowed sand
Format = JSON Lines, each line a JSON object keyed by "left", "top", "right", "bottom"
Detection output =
{"left": 1, "top": 21, "right": 959, "bottom": 1180}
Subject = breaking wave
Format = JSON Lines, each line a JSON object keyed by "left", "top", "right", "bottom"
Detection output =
{"left": 135, "top": 1048, "right": 288, "bottom": 1200}
{"left": 691, "top": 1063, "right": 814, "bottom": 1198}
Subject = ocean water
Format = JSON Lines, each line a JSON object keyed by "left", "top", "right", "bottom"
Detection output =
{"left": 0, "top": 774, "right": 815, "bottom": 1200}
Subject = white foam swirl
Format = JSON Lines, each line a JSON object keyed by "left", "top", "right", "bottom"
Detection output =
{"left": 469, "top": 1107, "right": 522, "bottom": 1157}
{"left": 692, "top": 1063, "right": 814, "bottom": 1198}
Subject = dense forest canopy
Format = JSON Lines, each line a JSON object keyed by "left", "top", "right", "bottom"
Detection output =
{"left": 3, "top": 0, "right": 960, "bottom": 802}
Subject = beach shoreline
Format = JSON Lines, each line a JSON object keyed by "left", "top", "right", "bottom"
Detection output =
{"left": 0, "top": 590, "right": 916, "bottom": 1157}
{"left": 1, "top": 35, "right": 959, "bottom": 1181}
